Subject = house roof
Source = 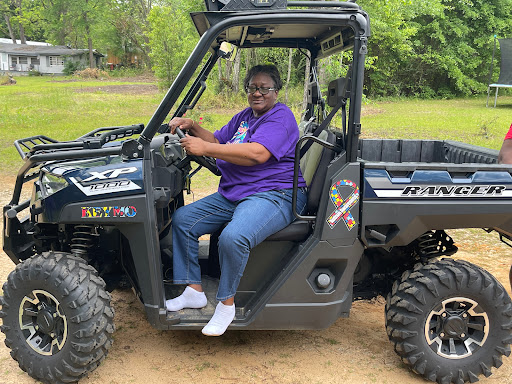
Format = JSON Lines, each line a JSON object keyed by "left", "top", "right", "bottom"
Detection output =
{"left": 0, "top": 38, "right": 52, "bottom": 45}
{"left": 0, "top": 42, "right": 104, "bottom": 57}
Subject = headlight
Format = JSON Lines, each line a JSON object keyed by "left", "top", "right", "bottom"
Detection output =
{"left": 41, "top": 173, "right": 68, "bottom": 197}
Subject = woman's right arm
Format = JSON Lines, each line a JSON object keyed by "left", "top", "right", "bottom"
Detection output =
{"left": 168, "top": 117, "right": 219, "bottom": 144}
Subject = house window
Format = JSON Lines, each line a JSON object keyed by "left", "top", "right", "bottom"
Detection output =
{"left": 11, "top": 57, "right": 17, "bottom": 66}
{"left": 30, "top": 57, "right": 39, "bottom": 65}
{"left": 49, "top": 56, "right": 64, "bottom": 66}
{"left": 19, "top": 56, "right": 28, "bottom": 64}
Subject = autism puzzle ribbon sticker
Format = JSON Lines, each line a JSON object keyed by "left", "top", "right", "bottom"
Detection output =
{"left": 327, "top": 179, "right": 359, "bottom": 230}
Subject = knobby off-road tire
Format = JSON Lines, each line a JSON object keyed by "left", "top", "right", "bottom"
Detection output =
{"left": 0, "top": 252, "right": 114, "bottom": 384}
{"left": 385, "top": 258, "right": 512, "bottom": 384}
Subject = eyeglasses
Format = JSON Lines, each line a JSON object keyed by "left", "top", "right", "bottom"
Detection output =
{"left": 246, "top": 86, "right": 276, "bottom": 95}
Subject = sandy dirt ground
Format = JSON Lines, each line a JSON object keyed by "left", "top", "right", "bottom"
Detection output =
{"left": 0, "top": 174, "right": 511, "bottom": 384}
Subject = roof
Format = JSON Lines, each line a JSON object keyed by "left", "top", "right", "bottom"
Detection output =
{"left": 0, "top": 42, "right": 104, "bottom": 57}
{"left": 0, "top": 38, "right": 52, "bottom": 45}
{"left": 190, "top": 8, "right": 369, "bottom": 58}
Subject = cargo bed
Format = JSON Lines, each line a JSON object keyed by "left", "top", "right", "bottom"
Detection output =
{"left": 358, "top": 139, "right": 512, "bottom": 247}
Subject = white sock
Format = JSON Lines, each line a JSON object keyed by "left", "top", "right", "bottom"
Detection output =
{"left": 202, "top": 301, "right": 236, "bottom": 336}
{"left": 166, "top": 286, "right": 207, "bottom": 312}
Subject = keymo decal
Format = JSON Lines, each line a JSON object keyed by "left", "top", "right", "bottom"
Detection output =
{"left": 81, "top": 206, "right": 137, "bottom": 218}
{"left": 374, "top": 185, "right": 511, "bottom": 198}
{"left": 327, "top": 179, "right": 360, "bottom": 230}
{"left": 70, "top": 177, "right": 141, "bottom": 196}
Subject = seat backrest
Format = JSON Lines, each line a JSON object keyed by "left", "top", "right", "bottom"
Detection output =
{"left": 298, "top": 125, "right": 336, "bottom": 215}
{"left": 300, "top": 130, "right": 329, "bottom": 186}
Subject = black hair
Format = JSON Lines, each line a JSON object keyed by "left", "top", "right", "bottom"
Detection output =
{"left": 243, "top": 64, "right": 283, "bottom": 91}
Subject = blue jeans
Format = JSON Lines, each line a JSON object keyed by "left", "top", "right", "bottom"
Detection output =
{"left": 172, "top": 188, "right": 308, "bottom": 301}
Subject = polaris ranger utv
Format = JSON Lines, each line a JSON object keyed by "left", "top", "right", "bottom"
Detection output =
{"left": 1, "top": 1, "right": 511, "bottom": 383}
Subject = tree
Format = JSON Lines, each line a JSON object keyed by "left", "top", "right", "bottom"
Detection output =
{"left": 358, "top": 0, "right": 444, "bottom": 97}
{"left": 107, "top": 0, "right": 153, "bottom": 68}
{"left": 148, "top": 1, "right": 201, "bottom": 86}
{"left": 14, "top": 0, "right": 27, "bottom": 43}
{"left": 359, "top": 0, "right": 512, "bottom": 97}
{"left": 41, "top": 0, "right": 110, "bottom": 67}
{"left": 411, "top": 0, "right": 512, "bottom": 96}
{"left": 1, "top": 0, "right": 38, "bottom": 43}
{"left": 3, "top": 13, "right": 17, "bottom": 43}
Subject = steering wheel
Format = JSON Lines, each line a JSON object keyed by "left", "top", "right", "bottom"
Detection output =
{"left": 175, "top": 127, "right": 221, "bottom": 176}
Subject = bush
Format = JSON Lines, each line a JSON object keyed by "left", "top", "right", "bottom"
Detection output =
{"left": 63, "top": 60, "right": 84, "bottom": 76}
{"left": 108, "top": 66, "right": 149, "bottom": 78}
{"left": 0, "top": 75, "right": 16, "bottom": 85}
{"left": 73, "top": 68, "right": 110, "bottom": 79}
{"left": 28, "top": 70, "right": 42, "bottom": 76}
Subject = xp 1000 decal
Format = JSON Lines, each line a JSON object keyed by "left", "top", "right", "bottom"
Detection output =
{"left": 70, "top": 167, "right": 141, "bottom": 196}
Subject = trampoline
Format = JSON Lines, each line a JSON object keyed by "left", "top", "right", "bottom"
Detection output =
{"left": 487, "top": 38, "right": 512, "bottom": 107}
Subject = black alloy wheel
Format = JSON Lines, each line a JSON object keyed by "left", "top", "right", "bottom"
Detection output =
{"left": 0, "top": 252, "right": 114, "bottom": 384}
{"left": 385, "top": 258, "right": 512, "bottom": 384}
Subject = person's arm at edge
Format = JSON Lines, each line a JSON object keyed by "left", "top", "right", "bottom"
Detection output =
{"left": 498, "top": 139, "right": 512, "bottom": 164}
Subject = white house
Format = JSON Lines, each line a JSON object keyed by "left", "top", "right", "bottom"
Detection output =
{"left": 0, "top": 39, "right": 103, "bottom": 75}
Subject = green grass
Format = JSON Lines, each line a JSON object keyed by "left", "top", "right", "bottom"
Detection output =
{"left": 1, "top": 76, "right": 511, "bottom": 177}
{"left": 0, "top": 76, "right": 167, "bottom": 172}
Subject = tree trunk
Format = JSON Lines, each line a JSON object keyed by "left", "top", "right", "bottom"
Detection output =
{"left": 88, "top": 36, "right": 94, "bottom": 68}
{"left": 84, "top": 0, "right": 94, "bottom": 68}
{"left": 246, "top": 48, "right": 256, "bottom": 72}
{"left": 225, "top": 60, "right": 232, "bottom": 87}
{"left": 139, "top": 0, "right": 153, "bottom": 68}
{"left": 245, "top": 49, "right": 250, "bottom": 79}
{"left": 141, "top": 36, "right": 152, "bottom": 68}
{"left": 217, "top": 60, "right": 224, "bottom": 91}
{"left": 232, "top": 49, "right": 242, "bottom": 93}
{"left": 19, "top": 24, "right": 26, "bottom": 44}
{"left": 14, "top": 0, "right": 26, "bottom": 43}
{"left": 285, "top": 48, "right": 293, "bottom": 103}
{"left": 302, "top": 54, "right": 311, "bottom": 111}
{"left": 4, "top": 14, "right": 16, "bottom": 43}
{"left": 318, "top": 57, "right": 327, "bottom": 87}
{"left": 84, "top": 20, "right": 94, "bottom": 67}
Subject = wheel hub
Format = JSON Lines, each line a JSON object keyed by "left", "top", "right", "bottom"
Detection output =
{"left": 18, "top": 290, "right": 68, "bottom": 356}
{"left": 442, "top": 315, "right": 466, "bottom": 338}
{"left": 36, "top": 309, "right": 56, "bottom": 334}
{"left": 425, "top": 297, "right": 489, "bottom": 359}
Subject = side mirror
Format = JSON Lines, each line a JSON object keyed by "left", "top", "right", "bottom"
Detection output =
{"left": 218, "top": 42, "right": 238, "bottom": 61}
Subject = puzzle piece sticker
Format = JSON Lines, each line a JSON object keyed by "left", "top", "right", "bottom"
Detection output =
{"left": 327, "top": 179, "right": 359, "bottom": 230}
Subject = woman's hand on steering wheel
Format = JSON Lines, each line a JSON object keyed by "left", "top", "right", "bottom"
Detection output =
{"left": 179, "top": 135, "right": 208, "bottom": 156}
{"left": 174, "top": 126, "right": 221, "bottom": 176}
{"left": 168, "top": 117, "right": 194, "bottom": 135}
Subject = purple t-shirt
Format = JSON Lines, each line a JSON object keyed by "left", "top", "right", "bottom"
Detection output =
{"left": 213, "top": 102, "right": 306, "bottom": 201}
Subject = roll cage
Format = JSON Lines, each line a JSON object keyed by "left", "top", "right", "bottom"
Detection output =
{"left": 6, "top": 0, "right": 370, "bottom": 212}
{"left": 141, "top": 2, "right": 370, "bottom": 162}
